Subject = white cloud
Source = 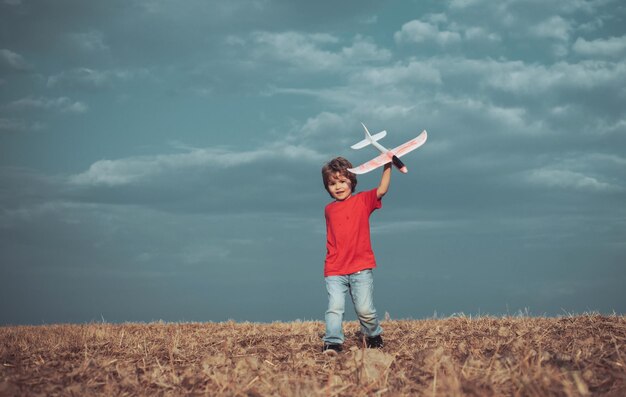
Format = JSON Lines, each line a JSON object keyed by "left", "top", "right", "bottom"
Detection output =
{"left": 449, "top": 0, "right": 485, "bottom": 8}
{"left": 64, "top": 101, "right": 88, "bottom": 113}
{"left": 517, "top": 152, "right": 626, "bottom": 195}
{"left": 578, "top": 17, "right": 605, "bottom": 34}
{"left": 584, "top": 153, "right": 626, "bottom": 168}
{"left": 595, "top": 118, "right": 626, "bottom": 136}
{"left": 451, "top": 0, "right": 597, "bottom": 14}
{"left": 438, "top": 95, "right": 528, "bottom": 130}
{"left": 530, "top": 16, "right": 571, "bottom": 41}
{"left": 299, "top": 111, "right": 347, "bottom": 139}
{"left": 70, "top": 142, "right": 324, "bottom": 187}
{"left": 524, "top": 168, "right": 621, "bottom": 192}
{"left": 46, "top": 67, "right": 150, "bottom": 89}
{"left": 67, "top": 30, "right": 109, "bottom": 52}
{"left": 394, "top": 19, "right": 461, "bottom": 45}
{"left": 139, "top": 0, "right": 267, "bottom": 18}
{"left": 225, "top": 35, "right": 246, "bottom": 46}
{"left": 252, "top": 31, "right": 341, "bottom": 70}
{"left": 528, "top": 16, "right": 573, "bottom": 56}
{"left": 249, "top": 31, "right": 390, "bottom": 71}
{"left": 372, "top": 219, "right": 470, "bottom": 234}
{"left": 340, "top": 36, "right": 392, "bottom": 63}
{"left": 425, "top": 13, "right": 448, "bottom": 25}
{"left": 268, "top": 86, "right": 404, "bottom": 122}
{"left": 369, "top": 104, "right": 416, "bottom": 119}
{"left": 47, "top": 68, "right": 109, "bottom": 88}
{"left": 0, "top": 118, "right": 44, "bottom": 132}
{"left": 393, "top": 17, "right": 501, "bottom": 47}
{"left": 573, "top": 36, "right": 626, "bottom": 58}
{"left": 268, "top": 84, "right": 420, "bottom": 123}
{"left": 484, "top": 59, "right": 626, "bottom": 93}
{"left": 351, "top": 60, "right": 442, "bottom": 86}
{"left": 464, "top": 27, "right": 501, "bottom": 42}
{"left": 359, "top": 15, "right": 378, "bottom": 25}
{"left": 8, "top": 96, "right": 88, "bottom": 114}
{"left": 180, "top": 244, "right": 230, "bottom": 265}
{"left": 0, "top": 48, "right": 31, "bottom": 72}
{"left": 268, "top": 51, "right": 623, "bottom": 146}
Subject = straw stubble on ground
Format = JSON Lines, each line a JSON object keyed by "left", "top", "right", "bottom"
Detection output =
{"left": 1, "top": 315, "right": 625, "bottom": 396}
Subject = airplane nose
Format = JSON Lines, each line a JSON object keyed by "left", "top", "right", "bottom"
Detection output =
{"left": 391, "top": 155, "right": 408, "bottom": 173}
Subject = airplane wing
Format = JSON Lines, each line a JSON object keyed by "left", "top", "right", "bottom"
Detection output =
{"left": 348, "top": 130, "right": 428, "bottom": 174}
{"left": 391, "top": 130, "right": 427, "bottom": 157}
{"left": 348, "top": 152, "right": 392, "bottom": 174}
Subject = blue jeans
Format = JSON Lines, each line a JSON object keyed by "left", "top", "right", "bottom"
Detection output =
{"left": 323, "top": 269, "right": 383, "bottom": 345}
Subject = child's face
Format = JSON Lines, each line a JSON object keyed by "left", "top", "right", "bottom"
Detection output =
{"left": 327, "top": 172, "right": 352, "bottom": 201}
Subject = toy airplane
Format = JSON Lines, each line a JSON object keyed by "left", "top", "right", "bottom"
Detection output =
{"left": 348, "top": 123, "right": 428, "bottom": 174}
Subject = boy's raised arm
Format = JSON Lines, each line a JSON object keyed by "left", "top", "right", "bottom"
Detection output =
{"left": 376, "top": 163, "right": 392, "bottom": 199}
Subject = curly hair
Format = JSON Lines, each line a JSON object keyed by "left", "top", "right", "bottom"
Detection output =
{"left": 321, "top": 157, "right": 357, "bottom": 197}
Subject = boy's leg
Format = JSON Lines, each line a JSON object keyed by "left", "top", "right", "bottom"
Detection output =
{"left": 349, "top": 270, "right": 383, "bottom": 338}
{"left": 324, "top": 275, "right": 348, "bottom": 345}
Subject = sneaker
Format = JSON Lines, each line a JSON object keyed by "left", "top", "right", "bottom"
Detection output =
{"left": 366, "top": 335, "right": 384, "bottom": 348}
{"left": 322, "top": 343, "right": 343, "bottom": 354}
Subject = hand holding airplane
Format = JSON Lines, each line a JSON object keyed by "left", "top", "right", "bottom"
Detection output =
{"left": 348, "top": 123, "right": 427, "bottom": 175}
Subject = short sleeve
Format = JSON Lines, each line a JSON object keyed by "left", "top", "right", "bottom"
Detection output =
{"left": 363, "top": 188, "right": 382, "bottom": 212}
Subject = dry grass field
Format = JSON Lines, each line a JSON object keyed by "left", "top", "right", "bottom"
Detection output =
{"left": 1, "top": 314, "right": 625, "bottom": 396}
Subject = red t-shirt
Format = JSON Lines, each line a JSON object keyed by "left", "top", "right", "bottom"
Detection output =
{"left": 324, "top": 188, "right": 382, "bottom": 276}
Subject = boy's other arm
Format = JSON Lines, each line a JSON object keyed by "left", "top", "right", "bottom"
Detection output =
{"left": 376, "top": 163, "right": 392, "bottom": 199}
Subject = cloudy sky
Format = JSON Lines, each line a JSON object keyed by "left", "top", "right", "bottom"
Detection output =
{"left": 1, "top": 0, "right": 625, "bottom": 325}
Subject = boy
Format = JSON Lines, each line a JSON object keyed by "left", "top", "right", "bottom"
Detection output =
{"left": 321, "top": 157, "right": 391, "bottom": 353}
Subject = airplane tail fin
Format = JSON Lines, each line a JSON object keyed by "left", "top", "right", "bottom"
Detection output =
{"left": 351, "top": 123, "right": 387, "bottom": 149}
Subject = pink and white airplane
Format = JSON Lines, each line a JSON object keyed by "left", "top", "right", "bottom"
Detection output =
{"left": 348, "top": 123, "right": 428, "bottom": 174}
